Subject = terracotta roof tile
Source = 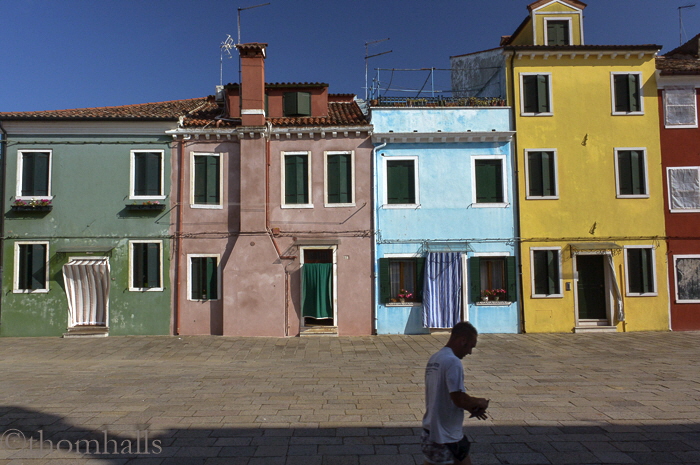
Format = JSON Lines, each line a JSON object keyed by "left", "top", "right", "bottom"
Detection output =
{"left": 656, "top": 56, "right": 700, "bottom": 75}
{"left": 0, "top": 98, "right": 212, "bottom": 121}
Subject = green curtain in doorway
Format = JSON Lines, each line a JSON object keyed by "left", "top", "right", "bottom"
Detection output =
{"left": 302, "top": 263, "right": 333, "bottom": 319}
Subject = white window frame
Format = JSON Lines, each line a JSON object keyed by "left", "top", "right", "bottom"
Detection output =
{"left": 667, "top": 166, "right": 700, "bottom": 213}
{"left": 324, "top": 150, "right": 356, "bottom": 207}
{"left": 471, "top": 155, "right": 508, "bottom": 208}
{"left": 128, "top": 240, "right": 164, "bottom": 292}
{"left": 664, "top": 86, "right": 698, "bottom": 128}
{"left": 129, "top": 150, "right": 166, "bottom": 200}
{"left": 524, "top": 149, "right": 559, "bottom": 200}
{"left": 190, "top": 152, "right": 223, "bottom": 209}
{"left": 16, "top": 149, "right": 53, "bottom": 200}
{"left": 614, "top": 147, "right": 649, "bottom": 199}
{"left": 281, "top": 151, "right": 313, "bottom": 209}
{"left": 543, "top": 17, "right": 573, "bottom": 46}
{"left": 624, "top": 245, "right": 657, "bottom": 297}
{"left": 530, "top": 247, "right": 564, "bottom": 298}
{"left": 519, "top": 72, "right": 553, "bottom": 117}
{"left": 187, "top": 254, "right": 221, "bottom": 301}
{"left": 610, "top": 72, "right": 644, "bottom": 116}
{"left": 674, "top": 254, "right": 700, "bottom": 303}
{"left": 13, "top": 241, "right": 50, "bottom": 293}
{"left": 382, "top": 155, "right": 420, "bottom": 209}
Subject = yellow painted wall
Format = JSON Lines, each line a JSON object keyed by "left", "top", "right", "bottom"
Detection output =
{"left": 511, "top": 54, "right": 669, "bottom": 333}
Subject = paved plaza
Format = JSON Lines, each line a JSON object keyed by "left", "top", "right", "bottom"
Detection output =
{"left": 0, "top": 331, "right": 698, "bottom": 464}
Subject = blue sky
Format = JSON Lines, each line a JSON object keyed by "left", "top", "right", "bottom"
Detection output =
{"left": 2, "top": 0, "right": 699, "bottom": 112}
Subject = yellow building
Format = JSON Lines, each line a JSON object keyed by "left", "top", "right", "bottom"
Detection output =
{"left": 452, "top": 0, "right": 669, "bottom": 333}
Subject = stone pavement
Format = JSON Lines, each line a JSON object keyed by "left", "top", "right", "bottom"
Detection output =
{"left": 0, "top": 331, "right": 699, "bottom": 464}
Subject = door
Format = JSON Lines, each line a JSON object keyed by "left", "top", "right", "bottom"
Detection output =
{"left": 63, "top": 258, "right": 110, "bottom": 327}
{"left": 576, "top": 255, "right": 608, "bottom": 320}
{"left": 301, "top": 248, "right": 335, "bottom": 326}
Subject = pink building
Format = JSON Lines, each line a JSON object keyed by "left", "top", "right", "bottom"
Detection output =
{"left": 168, "top": 43, "right": 374, "bottom": 336}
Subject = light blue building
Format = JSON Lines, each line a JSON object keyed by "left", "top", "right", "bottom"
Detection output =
{"left": 370, "top": 97, "right": 519, "bottom": 334}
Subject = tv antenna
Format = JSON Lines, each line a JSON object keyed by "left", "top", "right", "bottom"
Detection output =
{"left": 220, "top": 35, "right": 234, "bottom": 86}
{"left": 365, "top": 38, "right": 392, "bottom": 101}
{"left": 679, "top": 4, "right": 696, "bottom": 45}
{"left": 237, "top": 2, "right": 270, "bottom": 44}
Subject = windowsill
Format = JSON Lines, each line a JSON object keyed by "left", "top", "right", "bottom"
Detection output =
{"left": 612, "top": 112, "right": 644, "bottom": 116}
{"left": 281, "top": 204, "right": 314, "bottom": 209}
{"left": 471, "top": 203, "right": 508, "bottom": 208}
{"left": 520, "top": 112, "right": 553, "bottom": 117}
{"left": 130, "top": 196, "right": 167, "bottom": 200}
{"left": 531, "top": 295, "right": 564, "bottom": 299}
{"left": 526, "top": 196, "right": 559, "bottom": 200}
{"left": 13, "top": 289, "right": 49, "bottom": 294}
{"left": 129, "top": 288, "right": 164, "bottom": 292}
{"left": 665, "top": 124, "right": 698, "bottom": 129}
{"left": 324, "top": 203, "right": 356, "bottom": 208}
{"left": 616, "top": 195, "right": 649, "bottom": 199}
{"left": 385, "top": 302, "right": 422, "bottom": 307}
{"left": 625, "top": 293, "right": 658, "bottom": 297}
{"left": 383, "top": 204, "right": 421, "bottom": 209}
{"left": 190, "top": 204, "right": 223, "bottom": 209}
{"left": 475, "top": 301, "right": 512, "bottom": 306}
{"left": 670, "top": 209, "right": 700, "bottom": 213}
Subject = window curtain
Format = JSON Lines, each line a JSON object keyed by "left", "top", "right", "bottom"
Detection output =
{"left": 422, "top": 252, "right": 462, "bottom": 328}
{"left": 669, "top": 168, "right": 700, "bottom": 210}
{"left": 302, "top": 263, "right": 333, "bottom": 319}
{"left": 63, "top": 258, "right": 110, "bottom": 327}
{"left": 605, "top": 254, "right": 624, "bottom": 322}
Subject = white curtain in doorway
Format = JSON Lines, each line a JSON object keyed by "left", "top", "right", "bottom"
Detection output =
{"left": 63, "top": 258, "right": 110, "bottom": 327}
{"left": 423, "top": 252, "right": 462, "bottom": 328}
{"left": 605, "top": 254, "right": 624, "bottom": 322}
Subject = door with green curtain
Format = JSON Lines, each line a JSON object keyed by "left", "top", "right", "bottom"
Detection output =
{"left": 302, "top": 249, "right": 335, "bottom": 326}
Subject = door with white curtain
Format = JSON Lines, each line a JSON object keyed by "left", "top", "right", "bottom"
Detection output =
{"left": 63, "top": 257, "right": 110, "bottom": 327}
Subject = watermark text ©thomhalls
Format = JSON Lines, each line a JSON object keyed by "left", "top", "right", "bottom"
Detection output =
{"left": 0, "top": 429, "right": 162, "bottom": 455}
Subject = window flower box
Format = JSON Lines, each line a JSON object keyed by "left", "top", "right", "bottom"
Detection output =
{"left": 126, "top": 202, "right": 166, "bottom": 211}
{"left": 11, "top": 199, "right": 52, "bottom": 212}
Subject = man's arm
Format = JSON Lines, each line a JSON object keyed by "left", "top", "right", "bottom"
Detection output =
{"left": 450, "top": 391, "right": 490, "bottom": 420}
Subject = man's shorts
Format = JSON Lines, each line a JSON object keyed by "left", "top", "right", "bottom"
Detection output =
{"left": 421, "top": 429, "right": 471, "bottom": 464}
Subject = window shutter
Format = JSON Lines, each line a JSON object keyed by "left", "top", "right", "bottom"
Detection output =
{"left": 528, "top": 152, "right": 544, "bottom": 197}
{"left": 469, "top": 257, "right": 481, "bottom": 302}
{"left": 415, "top": 257, "right": 425, "bottom": 301}
{"left": 21, "top": 154, "right": 35, "bottom": 197}
{"left": 285, "top": 155, "right": 308, "bottom": 204}
{"left": 630, "top": 150, "right": 644, "bottom": 195}
{"left": 614, "top": 75, "right": 627, "bottom": 112}
{"left": 328, "top": 154, "right": 352, "bottom": 204}
{"left": 541, "top": 152, "right": 553, "bottom": 196}
{"left": 640, "top": 248, "right": 651, "bottom": 293}
{"left": 523, "top": 75, "right": 537, "bottom": 113}
{"left": 205, "top": 257, "right": 218, "bottom": 299}
{"left": 475, "top": 160, "right": 503, "bottom": 203}
{"left": 628, "top": 74, "right": 640, "bottom": 112}
{"left": 133, "top": 243, "right": 145, "bottom": 288}
{"left": 327, "top": 155, "right": 340, "bottom": 203}
{"left": 283, "top": 92, "right": 311, "bottom": 117}
{"left": 533, "top": 250, "right": 547, "bottom": 295}
{"left": 206, "top": 156, "right": 220, "bottom": 204}
{"left": 146, "top": 243, "right": 160, "bottom": 288}
{"left": 506, "top": 256, "right": 517, "bottom": 302}
{"left": 537, "top": 75, "right": 549, "bottom": 113}
{"left": 33, "top": 153, "right": 50, "bottom": 196}
{"left": 387, "top": 160, "right": 415, "bottom": 204}
{"left": 191, "top": 258, "right": 202, "bottom": 299}
{"left": 547, "top": 250, "right": 559, "bottom": 295}
{"left": 379, "top": 258, "right": 391, "bottom": 304}
{"left": 145, "top": 152, "right": 161, "bottom": 196}
{"left": 194, "top": 156, "right": 207, "bottom": 204}
{"left": 618, "top": 151, "right": 633, "bottom": 195}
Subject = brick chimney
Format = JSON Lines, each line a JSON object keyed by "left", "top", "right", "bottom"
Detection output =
{"left": 236, "top": 43, "right": 267, "bottom": 126}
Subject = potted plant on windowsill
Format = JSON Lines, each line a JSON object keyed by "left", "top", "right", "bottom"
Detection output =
{"left": 11, "top": 198, "right": 52, "bottom": 212}
{"left": 125, "top": 200, "right": 166, "bottom": 211}
{"left": 397, "top": 289, "right": 413, "bottom": 303}
{"left": 483, "top": 289, "right": 506, "bottom": 302}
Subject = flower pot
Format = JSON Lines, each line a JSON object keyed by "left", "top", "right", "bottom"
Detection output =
{"left": 399, "top": 298, "right": 406, "bottom": 303}
{"left": 483, "top": 296, "right": 489, "bottom": 302}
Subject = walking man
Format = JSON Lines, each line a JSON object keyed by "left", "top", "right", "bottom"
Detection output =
{"left": 422, "top": 321, "right": 489, "bottom": 465}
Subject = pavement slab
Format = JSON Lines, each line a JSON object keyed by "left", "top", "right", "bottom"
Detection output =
{"left": 0, "top": 332, "right": 698, "bottom": 464}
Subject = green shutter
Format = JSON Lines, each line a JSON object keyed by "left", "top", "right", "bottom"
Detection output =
{"left": 415, "top": 257, "right": 425, "bottom": 302}
{"left": 379, "top": 258, "right": 391, "bottom": 304}
{"left": 475, "top": 159, "right": 503, "bottom": 203}
{"left": 523, "top": 75, "right": 538, "bottom": 113}
{"left": 191, "top": 258, "right": 202, "bottom": 299}
{"left": 134, "top": 152, "right": 161, "bottom": 196}
{"left": 21, "top": 154, "right": 35, "bottom": 197}
{"left": 614, "top": 75, "right": 630, "bottom": 112}
{"left": 285, "top": 154, "right": 308, "bottom": 204}
{"left": 19, "top": 244, "right": 46, "bottom": 290}
{"left": 618, "top": 150, "right": 645, "bottom": 195}
{"left": 283, "top": 92, "right": 311, "bottom": 117}
{"left": 547, "top": 250, "right": 559, "bottom": 295}
{"left": 194, "top": 155, "right": 220, "bottom": 205}
{"left": 640, "top": 248, "right": 651, "bottom": 293}
{"left": 506, "top": 256, "right": 517, "bottom": 302}
{"left": 528, "top": 152, "right": 544, "bottom": 197}
{"left": 387, "top": 160, "right": 415, "bottom": 204}
{"left": 469, "top": 257, "right": 481, "bottom": 302}
{"left": 628, "top": 74, "right": 640, "bottom": 112}
{"left": 133, "top": 243, "right": 145, "bottom": 288}
{"left": 533, "top": 250, "right": 547, "bottom": 295}
{"left": 206, "top": 257, "right": 218, "bottom": 299}
{"left": 542, "top": 151, "right": 554, "bottom": 196}
{"left": 327, "top": 154, "right": 352, "bottom": 204}
{"left": 547, "top": 21, "right": 568, "bottom": 46}
{"left": 537, "top": 75, "right": 549, "bottom": 113}
{"left": 146, "top": 243, "right": 160, "bottom": 288}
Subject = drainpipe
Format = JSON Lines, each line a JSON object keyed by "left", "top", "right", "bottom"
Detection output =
{"left": 173, "top": 138, "right": 185, "bottom": 335}
{"left": 0, "top": 121, "right": 7, "bottom": 326}
{"left": 508, "top": 50, "right": 526, "bottom": 333}
{"left": 263, "top": 122, "right": 296, "bottom": 336}
{"left": 371, "top": 141, "right": 386, "bottom": 335}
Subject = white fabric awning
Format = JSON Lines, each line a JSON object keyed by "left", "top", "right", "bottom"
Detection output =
{"left": 63, "top": 258, "right": 110, "bottom": 327}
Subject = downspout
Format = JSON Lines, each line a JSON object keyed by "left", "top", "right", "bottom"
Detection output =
{"left": 371, "top": 141, "right": 386, "bottom": 335}
{"left": 0, "top": 121, "right": 7, "bottom": 327}
{"left": 173, "top": 138, "right": 185, "bottom": 335}
{"left": 508, "top": 50, "right": 526, "bottom": 333}
{"left": 263, "top": 122, "right": 296, "bottom": 336}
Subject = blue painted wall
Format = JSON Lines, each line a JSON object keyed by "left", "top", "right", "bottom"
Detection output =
{"left": 372, "top": 107, "right": 519, "bottom": 334}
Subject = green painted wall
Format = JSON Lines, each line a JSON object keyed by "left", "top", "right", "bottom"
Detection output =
{"left": 1, "top": 134, "right": 173, "bottom": 336}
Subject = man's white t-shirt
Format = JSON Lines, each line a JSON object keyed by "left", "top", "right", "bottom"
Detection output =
{"left": 422, "top": 346, "right": 465, "bottom": 444}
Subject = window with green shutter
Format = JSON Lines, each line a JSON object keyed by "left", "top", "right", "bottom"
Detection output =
{"left": 617, "top": 150, "right": 647, "bottom": 196}
{"left": 284, "top": 153, "right": 310, "bottom": 205}
{"left": 193, "top": 154, "right": 221, "bottom": 205}
{"left": 626, "top": 247, "right": 655, "bottom": 295}
{"left": 532, "top": 249, "right": 561, "bottom": 296}
{"left": 527, "top": 151, "right": 557, "bottom": 198}
{"left": 190, "top": 256, "right": 218, "bottom": 300}
{"left": 546, "top": 20, "right": 570, "bottom": 45}
{"left": 522, "top": 74, "right": 551, "bottom": 114}
{"left": 17, "top": 243, "right": 48, "bottom": 291}
{"left": 20, "top": 151, "right": 50, "bottom": 197}
{"left": 386, "top": 159, "right": 417, "bottom": 205}
{"left": 132, "top": 242, "right": 161, "bottom": 290}
{"left": 470, "top": 256, "right": 517, "bottom": 302}
{"left": 613, "top": 74, "right": 641, "bottom": 113}
{"left": 327, "top": 153, "right": 353, "bottom": 204}
{"left": 474, "top": 159, "right": 504, "bottom": 203}
{"left": 283, "top": 92, "right": 312, "bottom": 117}
{"left": 133, "top": 151, "right": 162, "bottom": 197}
{"left": 378, "top": 257, "right": 424, "bottom": 303}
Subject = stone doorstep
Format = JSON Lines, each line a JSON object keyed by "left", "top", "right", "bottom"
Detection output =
{"left": 574, "top": 326, "right": 618, "bottom": 333}
{"left": 62, "top": 326, "right": 109, "bottom": 338}
{"left": 299, "top": 326, "right": 338, "bottom": 337}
